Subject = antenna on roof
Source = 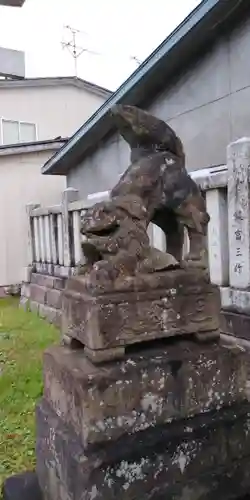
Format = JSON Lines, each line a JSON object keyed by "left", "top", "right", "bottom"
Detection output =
{"left": 130, "top": 55, "right": 142, "bottom": 67}
{"left": 61, "top": 25, "right": 100, "bottom": 77}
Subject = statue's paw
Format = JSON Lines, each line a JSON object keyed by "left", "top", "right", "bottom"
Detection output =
{"left": 83, "top": 260, "right": 113, "bottom": 285}
{"left": 138, "top": 249, "right": 180, "bottom": 273}
{"left": 93, "top": 260, "right": 113, "bottom": 274}
{"left": 82, "top": 240, "right": 102, "bottom": 264}
{"left": 78, "top": 263, "right": 92, "bottom": 275}
{"left": 183, "top": 255, "right": 207, "bottom": 269}
{"left": 184, "top": 250, "right": 207, "bottom": 268}
{"left": 179, "top": 259, "right": 189, "bottom": 270}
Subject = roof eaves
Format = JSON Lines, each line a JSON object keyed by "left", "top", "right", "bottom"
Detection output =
{"left": 0, "top": 76, "right": 111, "bottom": 97}
{"left": 0, "top": 137, "right": 68, "bottom": 149}
{"left": 71, "top": 78, "right": 112, "bottom": 97}
{"left": 0, "top": 139, "right": 67, "bottom": 157}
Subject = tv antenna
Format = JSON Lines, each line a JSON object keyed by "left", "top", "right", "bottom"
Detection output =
{"left": 130, "top": 55, "right": 142, "bottom": 67}
{"left": 61, "top": 25, "right": 100, "bottom": 77}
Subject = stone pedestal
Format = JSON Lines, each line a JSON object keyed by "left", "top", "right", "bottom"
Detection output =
{"left": 62, "top": 268, "right": 220, "bottom": 363}
{"left": 36, "top": 339, "right": 250, "bottom": 500}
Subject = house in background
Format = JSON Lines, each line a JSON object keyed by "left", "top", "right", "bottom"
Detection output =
{"left": 0, "top": 52, "right": 111, "bottom": 291}
{"left": 0, "top": 138, "right": 67, "bottom": 290}
{"left": 0, "top": 76, "right": 111, "bottom": 145}
{"left": 42, "top": 0, "right": 250, "bottom": 199}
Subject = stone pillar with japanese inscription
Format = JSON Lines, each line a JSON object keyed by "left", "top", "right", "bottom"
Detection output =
{"left": 228, "top": 138, "right": 250, "bottom": 289}
{"left": 220, "top": 138, "right": 250, "bottom": 338}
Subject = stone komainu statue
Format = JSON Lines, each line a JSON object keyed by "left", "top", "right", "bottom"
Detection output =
{"left": 80, "top": 104, "right": 209, "bottom": 280}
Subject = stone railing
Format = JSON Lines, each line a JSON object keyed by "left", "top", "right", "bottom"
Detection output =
{"left": 25, "top": 189, "right": 109, "bottom": 280}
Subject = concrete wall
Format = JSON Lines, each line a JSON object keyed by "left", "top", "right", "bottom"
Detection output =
{"left": 0, "top": 148, "right": 66, "bottom": 286}
{"left": 67, "top": 16, "right": 250, "bottom": 198}
{"left": 0, "top": 84, "right": 107, "bottom": 142}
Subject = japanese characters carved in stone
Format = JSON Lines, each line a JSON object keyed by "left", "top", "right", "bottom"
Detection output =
{"left": 80, "top": 105, "right": 209, "bottom": 281}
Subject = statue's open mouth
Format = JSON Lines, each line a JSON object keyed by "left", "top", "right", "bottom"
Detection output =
{"left": 85, "top": 223, "right": 119, "bottom": 238}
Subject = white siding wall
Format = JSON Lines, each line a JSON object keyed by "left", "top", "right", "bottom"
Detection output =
{"left": 0, "top": 149, "right": 66, "bottom": 286}
{"left": 0, "top": 84, "right": 106, "bottom": 142}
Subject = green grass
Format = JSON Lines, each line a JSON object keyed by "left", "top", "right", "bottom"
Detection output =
{"left": 0, "top": 298, "right": 59, "bottom": 491}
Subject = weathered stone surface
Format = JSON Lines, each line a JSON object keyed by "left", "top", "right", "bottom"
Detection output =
{"left": 21, "top": 282, "right": 30, "bottom": 299}
{"left": 220, "top": 287, "right": 250, "bottom": 315}
{"left": 22, "top": 265, "right": 33, "bottom": 284}
{"left": 2, "top": 471, "right": 43, "bottom": 500}
{"left": 53, "top": 276, "right": 66, "bottom": 290}
{"left": 39, "top": 304, "right": 61, "bottom": 328}
{"left": 162, "top": 460, "right": 250, "bottom": 500}
{"left": 227, "top": 138, "right": 250, "bottom": 289}
{"left": 29, "top": 284, "right": 46, "bottom": 305}
{"left": 20, "top": 273, "right": 66, "bottom": 325}
{"left": 221, "top": 309, "right": 250, "bottom": 341}
{"left": 62, "top": 268, "right": 220, "bottom": 362}
{"left": 31, "top": 272, "right": 54, "bottom": 288}
{"left": 29, "top": 300, "right": 39, "bottom": 314}
{"left": 19, "top": 296, "right": 29, "bottom": 311}
{"left": 46, "top": 288, "right": 62, "bottom": 309}
{"left": 42, "top": 341, "right": 248, "bottom": 449}
{"left": 31, "top": 272, "right": 65, "bottom": 290}
{"left": 36, "top": 399, "right": 250, "bottom": 500}
{"left": 35, "top": 263, "right": 49, "bottom": 275}
{"left": 54, "top": 265, "right": 73, "bottom": 278}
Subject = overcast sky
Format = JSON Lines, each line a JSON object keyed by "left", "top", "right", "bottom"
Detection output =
{"left": 0, "top": 0, "right": 201, "bottom": 91}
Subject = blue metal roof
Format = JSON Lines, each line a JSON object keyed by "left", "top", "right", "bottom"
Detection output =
{"left": 43, "top": 0, "right": 248, "bottom": 175}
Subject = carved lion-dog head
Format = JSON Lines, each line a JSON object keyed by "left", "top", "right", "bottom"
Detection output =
{"left": 80, "top": 195, "right": 148, "bottom": 264}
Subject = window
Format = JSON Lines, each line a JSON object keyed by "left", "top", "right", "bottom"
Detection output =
{"left": 1, "top": 119, "right": 37, "bottom": 145}
{"left": 20, "top": 122, "right": 37, "bottom": 143}
{"left": 2, "top": 120, "right": 19, "bottom": 144}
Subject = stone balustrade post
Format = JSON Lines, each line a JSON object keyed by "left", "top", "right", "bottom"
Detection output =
{"left": 228, "top": 137, "right": 250, "bottom": 289}
{"left": 61, "top": 188, "right": 79, "bottom": 269}
{"left": 22, "top": 203, "right": 39, "bottom": 283}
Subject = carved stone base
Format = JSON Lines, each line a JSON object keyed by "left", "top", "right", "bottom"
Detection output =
{"left": 62, "top": 268, "right": 220, "bottom": 363}
{"left": 221, "top": 310, "right": 250, "bottom": 341}
{"left": 36, "top": 338, "right": 250, "bottom": 500}
{"left": 41, "top": 340, "right": 248, "bottom": 450}
{"left": 37, "top": 399, "right": 250, "bottom": 500}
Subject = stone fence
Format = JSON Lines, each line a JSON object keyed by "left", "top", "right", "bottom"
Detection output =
{"left": 20, "top": 138, "right": 250, "bottom": 338}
